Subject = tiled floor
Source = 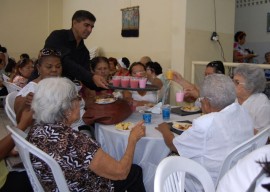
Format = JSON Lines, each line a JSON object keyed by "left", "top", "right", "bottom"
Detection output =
{"left": 0, "top": 107, "right": 12, "bottom": 139}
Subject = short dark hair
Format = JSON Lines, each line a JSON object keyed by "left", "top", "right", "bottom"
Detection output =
{"left": 234, "top": 31, "right": 246, "bottom": 42}
{"left": 207, "top": 60, "right": 225, "bottom": 74}
{"left": 72, "top": 10, "right": 96, "bottom": 23}
{"left": 145, "top": 61, "right": 163, "bottom": 75}
{"left": 20, "top": 53, "right": 30, "bottom": 59}
{"left": 122, "top": 57, "right": 130, "bottom": 69}
{"left": 5, "top": 58, "right": 17, "bottom": 73}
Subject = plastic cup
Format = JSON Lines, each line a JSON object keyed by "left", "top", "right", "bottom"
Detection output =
{"left": 143, "top": 112, "right": 152, "bottom": 124}
{"left": 166, "top": 69, "right": 173, "bottom": 80}
{"left": 162, "top": 105, "right": 171, "bottom": 120}
{"left": 176, "top": 91, "right": 185, "bottom": 102}
{"left": 139, "top": 77, "right": 147, "bottom": 88}
{"left": 121, "top": 76, "right": 130, "bottom": 88}
{"left": 130, "top": 77, "right": 139, "bottom": 88}
{"left": 112, "top": 76, "right": 121, "bottom": 87}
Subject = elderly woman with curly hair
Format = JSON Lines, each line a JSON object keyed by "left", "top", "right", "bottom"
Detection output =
{"left": 27, "top": 77, "right": 146, "bottom": 192}
{"left": 233, "top": 64, "right": 270, "bottom": 133}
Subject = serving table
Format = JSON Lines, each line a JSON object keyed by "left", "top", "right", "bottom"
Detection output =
{"left": 95, "top": 111, "right": 200, "bottom": 192}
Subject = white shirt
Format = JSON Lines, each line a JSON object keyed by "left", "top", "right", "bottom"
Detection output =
{"left": 17, "top": 81, "right": 37, "bottom": 97}
{"left": 16, "top": 81, "right": 85, "bottom": 131}
{"left": 217, "top": 145, "right": 270, "bottom": 192}
{"left": 131, "top": 90, "right": 157, "bottom": 103}
{"left": 236, "top": 93, "right": 270, "bottom": 132}
{"left": 173, "top": 103, "right": 254, "bottom": 192}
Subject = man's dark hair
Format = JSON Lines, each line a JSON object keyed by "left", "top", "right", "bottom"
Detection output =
{"left": 72, "top": 10, "right": 96, "bottom": 22}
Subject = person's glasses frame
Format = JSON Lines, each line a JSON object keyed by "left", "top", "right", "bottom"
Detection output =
{"left": 232, "top": 79, "right": 245, "bottom": 86}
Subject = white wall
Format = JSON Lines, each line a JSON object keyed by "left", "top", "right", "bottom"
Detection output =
{"left": 235, "top": 2, "right": 270, "bottom": 63}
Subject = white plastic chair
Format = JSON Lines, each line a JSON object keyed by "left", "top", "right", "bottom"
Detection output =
{"left": 216, "top": 126, "right": 270, "bottom": 187}
{"left": 2, "top": 73, "right": 10, "bottom": 82}
{"left": 5, "top": 91, "right": 17, "bottom": 125}
{"left": 154, "top": 156, "right": 215, "bottom": 192}
{"left": 6, "top": 125, "right": 70, "bottom": 192}
{"left": 2, "top": 81, "right": 22, "bottom": 93}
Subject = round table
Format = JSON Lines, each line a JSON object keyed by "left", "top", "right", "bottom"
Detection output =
{"left": 95, "top": 111, "right": 200, "bottom": 192}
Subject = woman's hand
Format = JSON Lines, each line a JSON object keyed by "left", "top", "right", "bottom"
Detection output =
{"left": 129, "top": 120, "right": 145, "bottom": 143}
{"left": 172, "top": 71, "right": 184, "bottom": 84}
{"left": 25, "top": 92, "right": 34, "bottom": 106}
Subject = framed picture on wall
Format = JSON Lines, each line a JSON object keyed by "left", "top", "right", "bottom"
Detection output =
{"left": 267, "top": 13, "right": 270, "bottom": 32}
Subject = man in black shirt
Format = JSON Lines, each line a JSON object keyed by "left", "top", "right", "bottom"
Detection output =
{"left": 44, "top": 10, "right": 108, "bottom": 89}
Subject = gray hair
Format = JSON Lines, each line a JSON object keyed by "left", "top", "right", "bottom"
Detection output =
{"left": 234, "top": 64, "right": 266, "bottom": 94}
{"left": 200, "top": 74, "right": 236, "bottom": 110}
{"left": 32, "top": 77, "right": 77, "bottom": 124}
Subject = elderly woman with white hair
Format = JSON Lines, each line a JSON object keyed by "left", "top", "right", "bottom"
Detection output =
{"left": 156, "top": 74, "right": 254, "bottom": 191}
{"left": 233, "top": 64, "right": 270, "bottom": 133}
{"left": 27, "top": 77, "right": 146, "bottom": 192}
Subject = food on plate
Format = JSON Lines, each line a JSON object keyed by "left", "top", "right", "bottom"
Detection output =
{"left": 173, "top": 122, "right": 192, "bottom": 131}
{"left": 181, "top": 106, "right": 200, "bottom": 112}
{"left": 96, "top": 98, "right": 115, "bottom": 103}
{"left": 115, "top": 122, "right": 132, "bottom": 131}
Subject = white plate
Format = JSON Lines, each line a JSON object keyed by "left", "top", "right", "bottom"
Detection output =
{"left": 95, "top": 98, "right": 116, "bottom": 104}
{"left": 115, "top": 122, "right": 134, "bottom": 131}
{"left": 180, "top": 106, "right": 200, "bottom": 112}
{"left": 172, "top": 122, "right": 192, "bottom": 131}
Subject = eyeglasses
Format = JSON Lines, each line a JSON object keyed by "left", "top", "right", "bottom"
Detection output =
{"left": 232, "top": 79, "right": 245, "bottom": 86}
{"left": 40, "top": 48, "right": 61, "bottom": 57}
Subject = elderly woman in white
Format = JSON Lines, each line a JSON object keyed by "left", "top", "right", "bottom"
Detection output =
{"left": 233, "top": 64, "right": 270, "bottom": 133}
{"left": 156, "top": 74, "right": 254, "bottom": 191}
{"left": 27, "top": 77, "right": 146, "bottom": 192}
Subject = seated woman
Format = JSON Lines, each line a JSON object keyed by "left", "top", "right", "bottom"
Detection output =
{"left": 122, "top": 62, "right": 163, "bottom": 107}
{"left": 233, "top": 64, "right": 270, "bottom": 133}
{"left": 4, "top": 58, "right": 17, "bottom": 80}
{"left": 145, "top": 61, "right": 168, "bottom": 101}
{"left": 173, "top": 60, "right": 225, "bottom": 100}
{"left": 156, "top": 74, "right": 253, "bottom": 191}
{"left": 0, "top": 110, "right": 33, "bottom": 191}
{"left": 27, "top": 77, "right": 146, "bottom": 192}
{"left": 81, "top": 56, "right": 114, "bottom": 106}
{"left": 11, "top": 58, "right": 34, "bottom": 88}
{"left": 108, "top": 57, "right": 118, "bottom": 78}
{"left": 14, "top": 48, "right": 62, "bottom": 124}
{"left": 114, "top": 57, "right": 130, "bottom": 76}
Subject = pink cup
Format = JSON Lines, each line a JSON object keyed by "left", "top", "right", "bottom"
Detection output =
{"left": 139, "top": 78, "right": 147, "bottom": 88}
{"left": 112, "top": 76, "right": 121, "bottom": 87}
{"left": 176, "top": 91, "right": 185, "bottom": 102}
{"left": 121, "top": 77, "right": 130, "bottom": 88}
{"left": 130, "top": 77, "right": 139, "bottom": 88}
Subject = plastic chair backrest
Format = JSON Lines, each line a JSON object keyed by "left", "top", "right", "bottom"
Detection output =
{"left": 6, "top": 125, "right": 70, "bottom": 192}
{"left": 5, "top": 91, "right": 17, "bottom": 125}
{"left": 216, "top": 126, "right": 270, "bottom": 186}
{"left": 154, "top": 156, "right": 215, "bottom": 192}
{"left": 2, "top": 81, "right": 22, "bottom": 93}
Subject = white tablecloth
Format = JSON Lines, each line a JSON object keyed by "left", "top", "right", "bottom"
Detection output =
{"left": 95, "top": 111, "right": 200, "bottom": 192}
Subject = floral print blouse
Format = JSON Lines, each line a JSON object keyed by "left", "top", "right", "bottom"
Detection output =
{"left": 27, "top": 122, "right": 114, "bottom": 192}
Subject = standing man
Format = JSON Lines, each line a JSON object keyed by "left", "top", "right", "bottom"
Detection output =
{"left": 44, "top": 10, "right": 108, "bottom": 89}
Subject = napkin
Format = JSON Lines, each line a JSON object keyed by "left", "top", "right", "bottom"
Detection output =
{"left": 149, "top": 102, "right": 162, "bottom": 114}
